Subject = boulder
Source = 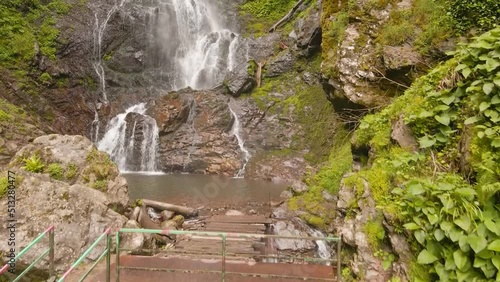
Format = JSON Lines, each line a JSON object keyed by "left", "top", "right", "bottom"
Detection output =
{"left": 391, "top": 115, "right": 418, "bottom": 152}
{"left": 224, "top": 62, "right": 256, "bottom": 97}
{"left": 10, "top": 134, "right": 129, "bottom": 208}
{"left": 0, "top": 172, "right": 128, "bottom": 272}
{"left": 160, "top": 210, "right": 175, "bottom": 221}
{"left": 272, "top": 220, "right": 315, "bottom": 251}
{"left": 294, "top": 10, "right": 322, "bottom": 56}
{"left": 265, "top": 50, "right": 296, "bottom": 78}
{"left": 121, "top": 220, "right": 145, "bottom": 254}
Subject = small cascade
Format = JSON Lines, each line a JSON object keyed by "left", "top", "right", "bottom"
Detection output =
{"left": 309, "top": 229, "right": 332, "bottom": 265}
{"left": 97, "top": 103, "right": 160, "bottom": 172}
{"left": 184, "top": 99, "right": 198, "bottom": 171}
{"left": 91, "top": 108, "right": 100, "bottom": 143}
{"left": 92, "top": 0, "right": 127, "bottom": 102}
{"left": 229, "top": 104, "right": 251, "bottom": 178}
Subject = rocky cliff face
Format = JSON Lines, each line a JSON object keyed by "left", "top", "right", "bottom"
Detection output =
{"left": 0, "top": 134, "right": 130, "bottom": 273}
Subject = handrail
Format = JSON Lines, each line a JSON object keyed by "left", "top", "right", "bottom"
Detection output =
{"left": 117, "top": 228, "right": 342, "bottom": 282}
{"left": 58, "top": 228, "right": 111, "bottom": 282}
{"left": 0, "top": 226, "right": 55, "bottom": 281}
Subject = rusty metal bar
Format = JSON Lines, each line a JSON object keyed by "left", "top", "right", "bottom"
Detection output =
{"left": 106, "top": 232, "right": 111, "bottom": 282}
{"left": 221, "top": 234, "right": 226, "bottom": 282}
{"left": 115, "top": 231, "right": 120, "bottom": 282}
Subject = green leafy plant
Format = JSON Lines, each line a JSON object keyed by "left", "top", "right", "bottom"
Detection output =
{"left": 0, "top": 176, "right": 8, "bottom": 198}
{"left": 22, "top": 154, "right": 45, "bottom": 173}
{"left": 47, "top": 163, "right": 63, "bottom": 180}
{"left": 65, "top": 163, "right": 78, "bottom": 180}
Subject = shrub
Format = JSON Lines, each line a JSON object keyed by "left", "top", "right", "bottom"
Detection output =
{"left": 0, "top": 177, "right": 8, "bottom": 198}
{"left": 65, "top": 163, "right": 78, "bottom": 180}
{"left": 47, "top": 163, "right": 63, "bottom": 180}
{"left": 22, "top": 154, "right": 45, "bottom": 173}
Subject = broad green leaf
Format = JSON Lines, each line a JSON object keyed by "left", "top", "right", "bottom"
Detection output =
{"left": 434, "top": 229, "right": 445, "bottom": 241}
{"left": 456, "top": 270, "right": 469, "bottom": 282}
{"left": 427, "top": 213, "right": 438, "bottom": 225}
{"left": 439, "top": 95, "right": 456, "bottom": 105}
{"left": 492, "top": 138, "right": 500, "bottom": 148}
{"left": 487, "top": 239, "right": 500, "bottom": 252}
{"left": 419, "top": 135, "right": 436, "bottom": 148}
{"left": 483, "top": 83, "right": 495, "bottom": 95}
{"left": 492, "top": 255, "right": 500, "bottom": 270}
{"left": 485, "top": 58, "right": 500, "bottom": 72}
{"left": 454, "top": 215, "right": 471, "bottom": 231}
{"left": 435, "top": 105, "right": 450, "bottom": 111}
{"left": 419, "top": 110, "right": 433, "bottom": 118}
{"left": 480, "top": 101, "right": 491, "bottom": 112}
{"left": 485, "top": 219, "right": 499, "bottom": 234}
{"left": 404, "top": 222, "right": 421, "bottom": 230}
{"left": 455, "top": 64, "right": 468, "bottom": 71}
{"left": 434, "top": 113, "right": 450, "bottom": 125}
{"left": 494, "top": 78, "right": 500, "bottom": 87}
{"left": 485, "top": 128, "right": 496, "bottom": 136}
{"left": 477, "top": 249, "right": 494, "bottom": 259}
{"left": 459, "top": 235, "right": 470, "bottom": 252}
{"left": 417, "top": 249, "right": 438, "bottom": 264}
{"left": 468, "top": 234, "right": 488, "bottom": 253}
{"left": 449, "top": 227, "right": 463, "bottom": 242}
{"left": 415, "top": 230, "right": 426, "bottom": 245}
{"left": 473, "top": 257, "right": 487, "bottom": 268}
{"left": 492, "top": 95, "right": 500, "bottom": 105}
{"left": 464, "top": 116, "right": 481, "bottom": 125}
{"left": 462, "top": 68, "right": 472, "bottom": 78}
{"left": 440, "top": 221, "right": 453, "bottom": 232}
{"left": 453, "top": 249, "right": 469, "bottom": 271}
{"left": 408, "top": 183, "right": 425, "bottom": 195}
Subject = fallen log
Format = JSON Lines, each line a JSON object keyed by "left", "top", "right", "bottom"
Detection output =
{"left": 142, "top": 199, "right": 198, "bottom": 217}
{"left": 256, "top": 60, "right": 267, "bottom": 88}
{"left": 268, "top": 0, "right": 307, "bottom": 33}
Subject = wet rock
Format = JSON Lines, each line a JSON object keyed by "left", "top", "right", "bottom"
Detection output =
{"left": 265, "top": 50, "right": 295, "bottom": 77}
{"left": 151, "top": 89, "right": 241, "bottom": 175}
{"left": 224, "top": 62, "right": 256, "bottom": 97}
{"left": 272, "top": 220, "right": 316, "bottom": 251}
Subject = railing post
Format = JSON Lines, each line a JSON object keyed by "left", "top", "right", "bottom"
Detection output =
{"left": 115, "top": 231, "right": 120, "bottom": 282}
{"left": 337, "top": 235, "right": 342, "bottom": 282}
{"left": 106, "top": 232, "right": 111, "bottom": 282}
{"left": 49, "top": 228, "right": 55, "bottom": 278}
{"left": 221, "top": 234, "right": 226, "bottom": 282}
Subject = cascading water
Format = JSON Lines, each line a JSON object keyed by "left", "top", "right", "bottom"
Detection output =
{"left": 96, "top": 0, "right": 245, "bottom": 172}
{"left": 97, "top": 103, "right": 160, "bottom": 172}
{"left": 229, "top": 104, "right": 251, "bottom": 178}
{"left": 184, "top": 100, "right": 198, "bottom": 171}
{"left": 90, "top": 0, "right": 127, "bottom": 142}
{"left": 309, "top": 229, "right": 332, "bottom": 265}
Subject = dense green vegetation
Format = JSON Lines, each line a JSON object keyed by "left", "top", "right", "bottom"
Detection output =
{"left": 349, "top": 27, "right": 500, "bottom": 281}
{"left": 0, "top": 0, "right": 70, "bottom": 68}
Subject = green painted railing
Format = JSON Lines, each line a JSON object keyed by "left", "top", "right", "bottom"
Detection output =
{"left": 116, "top": 228, "right": 342, "bottom": 282}
{"left": 0, "top": 226, "right": 55, "bottom": 282}
{"left": 58, "top": 228, "right": 111, "bottom": 282}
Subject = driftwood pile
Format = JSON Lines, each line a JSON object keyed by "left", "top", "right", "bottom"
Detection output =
{"left": 129, "top": 199, "right": 198, "bottom": 242}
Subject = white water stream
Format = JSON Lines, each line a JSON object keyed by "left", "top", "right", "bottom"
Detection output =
{"left": 229, "top": 104, "right": 251, "bottom": 178}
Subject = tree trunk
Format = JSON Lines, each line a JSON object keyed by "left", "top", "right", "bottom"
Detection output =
{"left": 142, "top": 199, "right": 198, "bottom": 217}
{"left": 268, "top": 0, "right": 307, "bottom": 33}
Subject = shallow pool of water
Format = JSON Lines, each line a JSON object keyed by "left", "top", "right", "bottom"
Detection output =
{"left": 123, "top": 173, "right": 288, "bottom": 208}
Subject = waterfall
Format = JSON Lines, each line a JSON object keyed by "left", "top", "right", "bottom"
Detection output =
{"left": 90, "top": 0, "right": 126, "bottom": 143}
{"left": 97, "top": 103, "right": 160, "bottom": 172}
{"left": 309, "top": 229, "right": 332, "bottom": 265}
{"left": 95, "top": 0, "right": 245, "bottom": 172}
{"left": 229, "top": 105, "right": 251, "bottom": 178}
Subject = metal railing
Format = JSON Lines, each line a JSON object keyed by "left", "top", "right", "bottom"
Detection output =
{"left": 0, "top": 226, "right": 55, "bottom": 282}
{"left": 58, "top": 228, "right": 112, "bottom": 282}
{"left": 116, "top": 228, "right": 342, "bottom": 282}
